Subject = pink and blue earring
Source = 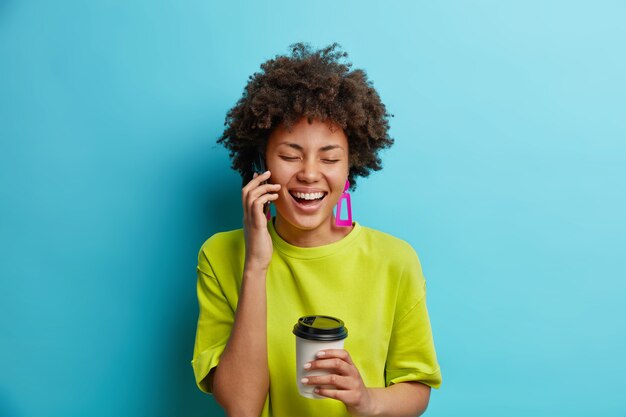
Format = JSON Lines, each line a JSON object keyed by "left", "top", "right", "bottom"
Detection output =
{"left": 335, "top": 180, "right": 352, "bottom": 227}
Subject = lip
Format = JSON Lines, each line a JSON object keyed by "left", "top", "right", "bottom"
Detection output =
{"left": 288, "top": 188, "right": 328, "bottom": 194}
{"left": 287, "top": 189, "right": 328, "bottom": 213}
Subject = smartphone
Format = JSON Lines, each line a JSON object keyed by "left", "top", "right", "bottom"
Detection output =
{"left": 253, "top": 153, "right": 267, "bottom": 176}
{"left": 252, "top": 153, "right": 270, "bottom": 218}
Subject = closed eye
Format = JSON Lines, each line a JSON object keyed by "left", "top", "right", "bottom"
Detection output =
{"left": 322, "top": 159, "right": 340, "bottom": 164}
{"left": 280, "top": 155, "right": 301, "bottom": 161}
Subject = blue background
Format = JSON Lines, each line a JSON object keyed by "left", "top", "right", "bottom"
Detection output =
{"left": 1, "top": 1, "right": 625, "bottom": 416}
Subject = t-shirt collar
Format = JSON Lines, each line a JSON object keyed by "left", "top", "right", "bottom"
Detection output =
{"left": 267, "top": 218, "right": 362, "bottom": 260}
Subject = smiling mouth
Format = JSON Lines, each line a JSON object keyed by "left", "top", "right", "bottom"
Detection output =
{"left": 289, "top": 191, "right": 327, "bottom": 206}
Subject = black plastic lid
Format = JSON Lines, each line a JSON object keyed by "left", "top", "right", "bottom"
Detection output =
{"left": 292, "top": 315, "right": 348, "bottom": 341}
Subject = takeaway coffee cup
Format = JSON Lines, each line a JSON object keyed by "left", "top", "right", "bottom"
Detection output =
{"left": 293, "top": 315, "right": 348, "bottom": 399}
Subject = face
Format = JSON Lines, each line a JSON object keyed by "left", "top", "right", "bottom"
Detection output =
{"left": 265, "top": 117, "right": 350, "bottom": 245}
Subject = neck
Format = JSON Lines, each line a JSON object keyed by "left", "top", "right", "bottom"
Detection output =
{"left": 273, "top": 215, "right": 353, "bottom": 248}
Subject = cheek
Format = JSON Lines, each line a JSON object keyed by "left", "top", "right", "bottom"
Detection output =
{"left": 266, "top": 162, "right": 287, "bottom": 183}
{"left": 269, "top": 171, "right": 290, "bottom": 188}
{"left": 331, "top": 166, "right": 350, "bottom": 187}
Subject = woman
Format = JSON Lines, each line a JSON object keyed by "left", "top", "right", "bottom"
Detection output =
{"left": 192, "top": 43, "right": 441, "bottom": 417}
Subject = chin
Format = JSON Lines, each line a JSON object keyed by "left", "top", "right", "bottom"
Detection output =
{"left": 277, "top": 211, "right": 333, "bottom": 232}
{"left": 291, "top": 215, "right": 330, "bottom": 230}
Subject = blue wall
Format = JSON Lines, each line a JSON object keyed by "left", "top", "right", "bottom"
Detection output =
{"left": 1, "top": 1, "right": 625, "bottom": 416}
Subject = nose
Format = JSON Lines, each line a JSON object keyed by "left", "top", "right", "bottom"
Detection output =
{"left": 296, "top": 157, "right": 322, "bottom": 183}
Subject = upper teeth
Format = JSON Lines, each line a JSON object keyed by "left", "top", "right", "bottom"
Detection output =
{"left": 293, "top": 192, "right": 324, "bottom": 200}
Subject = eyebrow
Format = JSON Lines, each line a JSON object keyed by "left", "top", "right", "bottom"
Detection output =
{"left": 279, "top": 142, "right": 344, "bottom": 152}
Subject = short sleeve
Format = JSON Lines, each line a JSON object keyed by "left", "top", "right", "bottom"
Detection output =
{"left": 191, "top": 246, "right": 235, "bottom": 393}
{"left": 385, "top": 250, "right": 442, "bottom": 389}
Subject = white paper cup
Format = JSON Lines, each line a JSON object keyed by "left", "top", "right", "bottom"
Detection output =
{"left": 293, "top": 316, "right": 348, "bottom": 399}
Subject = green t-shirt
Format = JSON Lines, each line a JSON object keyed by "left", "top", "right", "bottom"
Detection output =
{"left": 192, "top": 221, "right": 442, "bottom": 417}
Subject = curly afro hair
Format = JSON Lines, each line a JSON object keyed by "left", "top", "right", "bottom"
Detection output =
{"left": 217, "top": 42, "right": 394, "bottom": 189}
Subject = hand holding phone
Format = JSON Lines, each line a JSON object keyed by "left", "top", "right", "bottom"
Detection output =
{"left": 241, "top": 154, "right": 279, "bottom": 269}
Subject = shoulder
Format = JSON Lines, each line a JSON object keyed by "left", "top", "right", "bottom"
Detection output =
{"left": 198, "top": 229, "right": 245, "bottom": 262}
{"left": 358, "top": 225, "right": 420, "bottom": 261}
{"left": 356, "top": 225, "right": 426, "bottom": 302}
{"left": 357, "top": 225, "right": 425, "bottom": 286}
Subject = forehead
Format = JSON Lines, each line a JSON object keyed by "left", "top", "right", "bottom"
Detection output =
{"left": 267, "top": 118, "right": 347, "bottom": 149}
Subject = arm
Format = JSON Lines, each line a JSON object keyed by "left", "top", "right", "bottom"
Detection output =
{"left": 210, "top": 171, "right": 280, "bottom": 417}
{"left": 366, "top": 382, "right": 431, "bottom": 417}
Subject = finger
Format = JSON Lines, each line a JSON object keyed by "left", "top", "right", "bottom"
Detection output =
{"left": 244, "top": 182, "right": 280, "bottom": 206}
{"left": 248, "top": 194, "right": 278, "bottom": 220}
{"left": 251, "top": 192, "right": 279, "bottom": 216}
{"left": 316, "top": 349, "right": 354, "bottom": 366}
{"left": 242, "top": 172, "right": 271, "bottom": 204}
{"left": 243, "top": 183, "right": 280, "bottom": 214}
{"left": 312, "top": 387, "right": 350, "bottom": 402}
{"left": 249, "top": 182, "right": 281, "bottom": 200}
{"left": 301, "top": 374, "right": 353, "bottom": 390}
{"left": 246, "top": 185, "right": 280, "bottom": 213}
{"left": 307, "top": 357, "right": 352, "bottom": 376}
{"left": 243, "top": 170, "right": 271, "bottom": 193}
